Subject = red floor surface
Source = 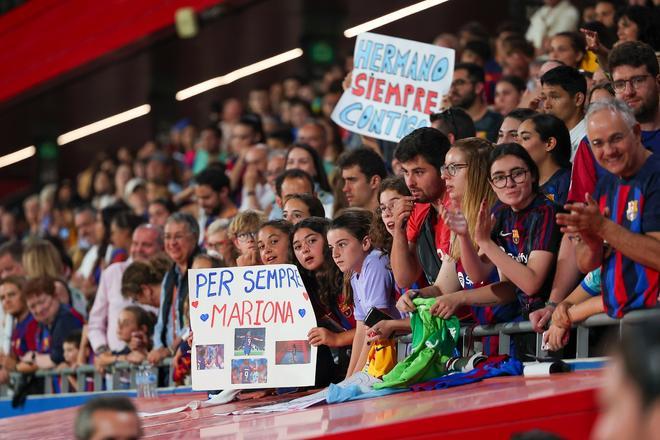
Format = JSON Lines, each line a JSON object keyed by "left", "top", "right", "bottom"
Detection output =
{"left": 0, "top": 371, "right": 602, "bottom": 439}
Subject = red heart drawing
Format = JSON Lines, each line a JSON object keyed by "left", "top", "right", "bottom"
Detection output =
{"left": 191, "top": 300, "right": 199, "bottom": 308}
{"left": 302, "top": 292, "right": 309, "bottom": 301}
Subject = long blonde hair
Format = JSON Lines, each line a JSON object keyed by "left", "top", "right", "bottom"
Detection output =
{"left": 448, "top": 138, "right": 497, "bottom": 261}
{"left": 22, "top": 239, "right": 65, "bottom": 279}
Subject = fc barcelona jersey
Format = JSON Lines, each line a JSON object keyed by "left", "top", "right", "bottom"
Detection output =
{"left": 593, "top": 154, "right": 660, "bottom": 318}
{"left": 490, "top": 194, "right": 562, "bottom": 315}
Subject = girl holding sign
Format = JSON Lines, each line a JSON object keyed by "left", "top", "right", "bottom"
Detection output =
{"left": 292, "top": 217, "right": 355, "bottom": 380}
{"left": 257, "top": 220, "right": 293, "bottom": 265}
{"left": 327, "top": 209, "right": 400, "bottom": 377}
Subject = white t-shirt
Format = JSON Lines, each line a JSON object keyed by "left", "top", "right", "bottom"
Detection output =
{"left": 569, "top": 118, "right": 587, "bottom": 161}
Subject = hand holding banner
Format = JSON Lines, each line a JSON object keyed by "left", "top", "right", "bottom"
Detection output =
{"left": 331, "top": 32, "right": 455, "bottom": 143}
{"left": 188, "top": 264, "right": 317, "bottom": 390}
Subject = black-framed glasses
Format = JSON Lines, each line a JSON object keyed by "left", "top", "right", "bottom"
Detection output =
{"left": 440, "top": 163, "right": 468, "bottom": 176}
{"left": 490, "top": 168, "right": 528, "bottom": 189}
{"left": 612, "top": 75, "right": 651, "bottom": 93}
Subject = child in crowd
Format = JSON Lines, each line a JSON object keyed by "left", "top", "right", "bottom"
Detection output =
{"left": 282, "top": 194, "right": 325, "bottom": 224}
{"left": 365, "top": 177, "right": 419, "bottom": 341}
{"left": 94, "top": 305, "right": 154, "bottom": 371}
{"left": 228, "top": 210, "right": 265, "bottom": 266}
{"left": 257, "top": 220, "right": 293, "bottom": 265}
{"left": 292, "top": 217, "right": 355, "bottom": 382}
{"left": 58, "top": 329, "right": 92, "bottom": 392}
{"left": 517, "top": 114, "right": 572, "bottom": 205}
{"left": 327, "top": 209, "right": 400, "bottom": 377}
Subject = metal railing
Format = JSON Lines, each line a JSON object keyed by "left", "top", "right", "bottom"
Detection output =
{"left": 4, "top": 308, "right": 660, "bottom": 398}
{"left": 0, "top": 358, "right": 178, "bottom": 398}
{"left": 397, "top": 308, "right": 660, "bottom": 362}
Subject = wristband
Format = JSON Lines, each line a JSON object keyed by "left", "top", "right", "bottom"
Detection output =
{"left": 96, "top": 345, "right": 110, "bottom": 355}
{"left": 407, "top": 290, "right": 419, "bottom": 300}
{"left": 247, "top": 191, "right": 256, "bottom": 196}
{"left": 545, "top": 301, "right": 558, "bottom": 308}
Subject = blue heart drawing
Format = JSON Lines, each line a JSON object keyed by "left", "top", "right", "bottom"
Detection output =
{"left": 200, "top": 313, "right": 209, "bottom": 322}
{"left": 298, "top": 309, "right": 306, "bottom": 318}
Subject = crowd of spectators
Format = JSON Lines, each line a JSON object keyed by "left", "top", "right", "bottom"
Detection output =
{"left": 0, "top": 0, "right": 659, "bottom": 394}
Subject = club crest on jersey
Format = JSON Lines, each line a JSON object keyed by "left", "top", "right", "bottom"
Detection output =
{"left": 626, "top": 200, "right": 638, "bottom": 221}
{"left": 512, "top": 229, "right": 520, "bottom": 244}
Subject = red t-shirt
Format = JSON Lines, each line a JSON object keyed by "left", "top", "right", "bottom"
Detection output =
{"left": 405, "top": 201, "right": 451, "bottom": 258}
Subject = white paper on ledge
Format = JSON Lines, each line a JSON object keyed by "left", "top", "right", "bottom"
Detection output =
{"left": 138, "top": 389, "right": 241, "bottom": 418}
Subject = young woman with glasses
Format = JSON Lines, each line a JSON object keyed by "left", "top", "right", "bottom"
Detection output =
{"left": 450, "top": 143, "right": 562, "bottom": 320}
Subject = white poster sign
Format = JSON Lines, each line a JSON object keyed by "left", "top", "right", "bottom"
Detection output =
{"left": 331, "top": 32, "right": 455, "bottom": 143}
{"left": 188, "top": 264, "right": 317, "bottom": 390}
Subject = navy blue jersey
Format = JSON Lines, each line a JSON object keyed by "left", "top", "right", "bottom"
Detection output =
{"left": 642, "top": 129, "right": 660, "bottom": 154}
{"left": 491, "top": 194, "right": 562, "bottom": 316}
{"left": 541, "top": 168, "right": 571, "bottom": 206}
{"left": 37, "top": 304, "right": 84, "bottom": 364}
{"left": 593, "top": 154, "right": 660, "bottom": 318}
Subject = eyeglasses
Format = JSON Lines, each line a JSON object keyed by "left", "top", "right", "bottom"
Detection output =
{"left": 440, "top": 163, "right": 468, "bottom": 176}
{"left": 612, "top": 75, "right": 651, "bottom": 93}
{"left": 490, "top": 168, "right": 529, "bottom": 189}
{"left": 377, "top": 200, "right": 398, "bottom": 216}
{"left": 236, "top": 231, "right": 258, "bottom": 242}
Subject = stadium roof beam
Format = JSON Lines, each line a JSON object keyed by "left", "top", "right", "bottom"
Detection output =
{"left": 57, "top": 104, "right": 151, "bottom": 146}
{"left": 344, "top": 0, "right": 450, "bottom": 38}
{"left": 176, "top": 48, "right": 304, "bottom": 101}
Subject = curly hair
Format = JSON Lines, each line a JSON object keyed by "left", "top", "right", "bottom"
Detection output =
{"left": 369, "top": 176, "right": 410, "bottom": 255}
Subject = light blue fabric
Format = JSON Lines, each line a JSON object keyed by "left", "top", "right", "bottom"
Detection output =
{"left": 326, "top": 383, "right": 407, "bottom": 403}
{"left": 580, "top": 267, "right": 602, "bottom": 296}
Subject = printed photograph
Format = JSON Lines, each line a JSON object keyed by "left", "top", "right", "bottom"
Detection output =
{"left": 231, "top": 358, "right": 268, "bottom": 384}
{"left": 275, "top": 340, "right": 311, "bottom": 365}
{"left": 234, "top": 327, "right": 266, "bottom": 356}
{"left": 195, "top": 344, "right": 225, "bottom": 370}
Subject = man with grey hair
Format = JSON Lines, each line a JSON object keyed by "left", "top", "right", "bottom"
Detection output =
{"left": 88, "top": 224, "right": 164, "bottom": 356}
{"left": 148, "top": 213, "right": 200, "bottom": 365}
{"left": 557, "top": 99, "right": 660, "bottom": 318}
{"left": 75, "top": 396, "right": 141, "bottom": 440}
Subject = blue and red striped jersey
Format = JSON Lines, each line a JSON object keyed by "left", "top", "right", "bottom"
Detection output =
{"left": 11, "top": 312, "right": 38, "bottom": 358}
{"left": 594, "top": 154, "right": 660, "bottom": 318}
{"left": 490, "top": 194, "right": 562, "bottom": 315}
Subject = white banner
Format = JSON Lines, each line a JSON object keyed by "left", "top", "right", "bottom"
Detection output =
{"left": 331, "top": 32, "right": 455, "bottom": 143}
{"left": 188, "top": 264, "right": 317, "bottom": 390}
